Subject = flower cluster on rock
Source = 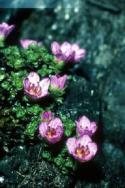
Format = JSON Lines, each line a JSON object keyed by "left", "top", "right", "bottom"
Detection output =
{"left": 39, "top": 112, "right": 98, "bottom": 162}
{"left": 23, "top": 72, "right": 67, "bottom": 100}
{"left": 66, "top": 116, "right": 97, "bottom": 162}
{"left": 0, "top": 22, "right": 98, "bottom": 165}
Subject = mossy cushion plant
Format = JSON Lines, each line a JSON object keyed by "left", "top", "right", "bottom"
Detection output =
{"left": 0, "top": 22, "right": 98, "bottom": 174}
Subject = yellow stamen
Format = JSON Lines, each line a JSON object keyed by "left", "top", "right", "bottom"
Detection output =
{"left": 46, "top": 128, "right": 56, "bottom": 138}
{"left": 75, "top": 146, "right": 90, "bottom": 158}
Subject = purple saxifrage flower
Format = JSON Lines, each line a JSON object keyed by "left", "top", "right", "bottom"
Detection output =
{"left": 51, "top": 41, "right": 86, "bottom": 63}
{"left": 50, "top": 75, "right": 67, "bottom": 90}
{"left": 0, "top": 22, "right": 15, "bottom": 39}
{"left": 41, "top": 111, "right": 54, "bottom": 122}
{"left": 39, "top": 118, "right": 64, "bottom": 144}
{"left": 20, "top": 39, "right": 42, "bottom": 49}
{"left": 23, "top": 72, "right": 50, "bottom": 99}
{"left": 66, "top": 135, "right": 97, "bottom": 162}
{"left": 76, "top": 116, "right": 97, "bottom": 136}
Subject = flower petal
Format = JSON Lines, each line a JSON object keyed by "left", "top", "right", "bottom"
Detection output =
{"left": 71, "top": 44, "right": 80, "bottom": 51}
{"left": 77, "top": 135, "right": 92, "bottom": 147}
{"left": 48, "top": 118, "right": 63, "bottom": 129}
{"left": 66, "top": 137, "right": 76, "bottom": 154}
{"left": 41, "top": 111, "right": 53, "bottom": 122}
{"left": 90, "top": 122, "right": 97, "bottom": 135}
{"left": 50, "top": 75, "right": 58, "bottom": 88}
{"left": 51, "top": 41, "right": 61, "bottom": 55}
{"left": 27, "top": 72, "right": 40, "bottom": 84}
{"left": 0, "top": 22, "right": 15, "bottom": 38}
{"left": 23, "top": 78, "right": 30, "bottom": 91}
{"left": 39, "top": 122, "right": 48, "bottom": 137}
{"left": 74, "top": 49, "right": 86, "bottom": 61}
{"left": 59, "top": 75, "right": 67, "bottom": 89}
{"left": 39, "top": 78, "right": 50, "bottom": 97}
{"left": 84, "top": 142, "right": 98, "bottom": 161}
{"left": 61, "top": 42, "right": 72, "bottom": 55}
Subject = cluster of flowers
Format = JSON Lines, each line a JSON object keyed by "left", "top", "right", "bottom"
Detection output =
{"left": 39, "top": 111, "right": 98, "bottom": 162}
{"left": 0, "top": 22, "right": 98, "bottom": 163}
{"left": 23, "top": 72, "right": 67, "bottom": 99}
{"left": 0, "top": 22, "right": 86, "bottom": 63}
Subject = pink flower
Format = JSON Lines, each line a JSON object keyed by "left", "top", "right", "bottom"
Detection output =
{"left": 76, "top": 116, "right": 97, "bottom": 136}
{"left": 20, "top": 39, "right": 42, "bottom": 49}
{"left": 51, "top": 41, "right": 86, "bottom": 63}
{"left": 0, "top": 22, "right": 15, "bottom": 39}
{"left": 66, "top": 135, "right": 97, "bottom": 162}
{"left": 41, "top": 111, "right": 54, "bottom": 122}
{"left": 23, "top": 72, "right": 50, "bottom": 99}
{"left": 50, "top": 75, "right": 67, "bottom": 90}
{"left": 39, "top": 118, "right": 64, "bottom": 144}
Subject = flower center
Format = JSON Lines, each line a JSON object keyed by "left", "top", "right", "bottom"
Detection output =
{"left": 46, "top": 128, "right": 56, "bottom": 138}
{"left": 75, "top": 146, "right": 90, "bottom": 158}
{"left": 29, "top": 84, "right": 42, "bottom": 96}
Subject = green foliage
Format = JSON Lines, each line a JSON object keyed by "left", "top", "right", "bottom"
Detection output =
{"left": 41, "top": 114, "right": 76, "bottom": 174}
{"left": 1, "top": 44, "right": 76, "bottom": 174}
{"left": 3, "top": 46, "right": 25, "bottom": 69}
{"left": 25, "top": 117, "right": 40, "bottom": 138}
{"left": 10, "top": 70, "right": 27, "bottom": 90}
{"left": 42, "top": 145, "right": 76, "bottom": 174}
{"left": 0, "top": 69, "right": 5, "bottom": 81}
{"left": 60, "top": 114, "right": 76, "bottom": 137}
{"left": 2, "top": 45, "right": 64, "bottom": 74}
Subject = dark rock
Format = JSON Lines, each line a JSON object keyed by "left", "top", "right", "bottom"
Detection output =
{"left": 57, "top": 75, "right": 100, "bottom": 122}
{"left": 102, "top": 52, "right": 125, "bottom": 147}
{"left": 0, "top": 144, "right": 73, "bottom": 188}
{"left": 87, "top": 0, "right": 122, "bottom": 14}
{"left": 75, "top": 39, "right": 125, "bottom": 188}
